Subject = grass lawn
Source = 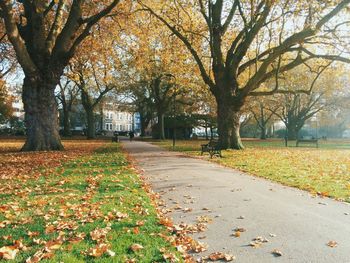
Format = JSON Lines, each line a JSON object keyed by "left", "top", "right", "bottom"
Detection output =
{"left": 151, "top": 138, "right": 350, "bottom": 202}
{"left": 0, "top": 142, "right": 179, "bottom": 262}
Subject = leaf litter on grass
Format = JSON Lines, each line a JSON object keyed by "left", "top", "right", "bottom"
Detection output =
{"left": 0, "top": 143, "right": 183, "bottom": 262}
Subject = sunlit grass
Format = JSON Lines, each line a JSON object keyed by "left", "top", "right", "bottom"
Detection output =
{"left": 0, "top": 143, "right": 179, "bottom": 262}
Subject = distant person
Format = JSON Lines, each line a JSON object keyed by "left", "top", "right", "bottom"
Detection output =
{"left": 129, "top": 131, "right": 135, "bottom": 141}
{"left": 112, "top": 131, "right": 119, "bottom": 142}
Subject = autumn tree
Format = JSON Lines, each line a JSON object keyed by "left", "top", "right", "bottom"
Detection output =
{"left": 0, "top": 0, "right": 121, "bottom": 151}
{"left": 122, "top": 82, "right": 154, "bottom": 137}
{"left": 69, "top": 60, "right": 115, "bottom": 139}
{"left": 68, "top": 26, "right": 126, "bottom": 139}
{"left": 141, "top": 0, "right": 350, "bottom": 149}
{"left": 0, "top": 82, "right": 13, "bottom": 123}
{"left": 247, "top": 97, "right": 279, "bottom": 139}
{"left": 266, "top": 63, "right": 343, "bottom": 139}
{"left": 0, "top": 23, "right": 15, "bottom": 80}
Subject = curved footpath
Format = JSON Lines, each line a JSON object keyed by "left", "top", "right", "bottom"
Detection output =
{"left": 122, "top": 140, "right": 350, "bottom": 263}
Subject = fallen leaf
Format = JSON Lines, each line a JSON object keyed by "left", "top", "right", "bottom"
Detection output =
{"left": 130, "top": 243, "right": 144, "bottom": 252}
{"left": 0, "top": 246, "right": 19, "bottom": 260}
{"left": 272, "top": 249, "right": 283, "bottom": 257}
{"left": 233, "top": 231, "right": 241, "bottom": 237}
{"left": 208, "top": 252, "right": 235, "bottom": 261}
{"left": 327, "top": 241, "right": 337, "bottom": 248}
{"left": 107, "top": 250, "right": 116, "bottom": 257}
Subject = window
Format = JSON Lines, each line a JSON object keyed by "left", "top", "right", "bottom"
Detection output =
{"left": 106, "top": 112, "right": 113, "bottom": 119}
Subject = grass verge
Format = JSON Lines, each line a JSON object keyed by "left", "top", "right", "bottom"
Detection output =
{"left": 0, "top": 143, "right": 180, "bottom": 262}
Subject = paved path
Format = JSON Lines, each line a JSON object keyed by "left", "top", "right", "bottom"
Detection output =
{"left": 122, "top": 140, "right": 350, "bottom": 263}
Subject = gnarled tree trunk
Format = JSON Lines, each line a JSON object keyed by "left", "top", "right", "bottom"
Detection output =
{"left": 231, "top": 110, "right": 244, "bottom": 149}
{"left": 22, "top": 76, "right": 63, "bottom": 151}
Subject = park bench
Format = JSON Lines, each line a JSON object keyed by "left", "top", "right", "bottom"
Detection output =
{"left": 201, "top": 139, "right": 222, "bottom": 158}
{"left": 296, "top": 138, "right": 318, "bottom": 148}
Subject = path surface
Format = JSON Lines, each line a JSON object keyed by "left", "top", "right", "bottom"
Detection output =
{"left": 122, "top": 140, "right": 350, "bottom": 263}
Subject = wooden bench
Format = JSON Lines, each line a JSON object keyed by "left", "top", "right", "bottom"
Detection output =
{"left": 296, "top": 138, "right": 318, "bottom": 148}
{"left": 201, "top": 139, "right": 222, "bottom": 158}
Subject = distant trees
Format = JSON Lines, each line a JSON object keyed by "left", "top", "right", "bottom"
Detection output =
{"left": 0, "top": 0, "right": 121, "bottom": 151}
{"left": 141, "top": 0, "right": 350, "bottom": 149}
{"left": 260, "top": 63, "right": 343, "bottom": 139}
{"left": 248, "top": 97, "right": 279, "bottom": 139}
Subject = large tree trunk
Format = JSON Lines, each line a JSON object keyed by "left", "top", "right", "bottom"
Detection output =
{"left": 21, "top": 76, "right": 63, "bottom": 151}
{"left": 157, "top": 112, "right": 165, "bottom": 140}
{"left": 85, "top": 107, "right": 95, "bottom": 139}
{"left": 62, "top": 107, "right": 72, "bottom": 137}
{"left": 216, "top": 96, "right": 244, "bottom": 150}
{"left": 140, "top": 113, "right": 150, "bottom": 137}
{"left": 231, "top": 111, "right": 244, "bottom": 149}
{"left": 260, "top": 123, "right": 267, "bottom": 140}
{"left": 286, "top": 123, "right": 299, "bottom": 140}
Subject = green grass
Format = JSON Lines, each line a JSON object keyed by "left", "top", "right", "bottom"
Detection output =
{"left": 151, "top": 139, "right": 350, "bottom": 202}
{"left": 0, "top": 144, "right": 180, "bottom": 262}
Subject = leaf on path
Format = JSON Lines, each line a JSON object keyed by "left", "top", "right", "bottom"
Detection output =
{"left": 233, "top": 227, "right": 246, "bottom": 237}
{"left": 253, "top": 236, "right": 269, "bottom": 243}
{"left": 197, "top": 215, "right": 213, "bottom": 223}
{"left": 272, "top": 249, "right": 283, "bottom": 257}
{"left": 327, "top": 241, "right": 338, "bottom": 248}
{"left": 249, "top": 241, "right": 262, "bottom": 248}
{"left": 208, "top": 252, "right": 235, "bottom": 261}
{"left": 233, "top": 231, "right": 241, "bottom": 237}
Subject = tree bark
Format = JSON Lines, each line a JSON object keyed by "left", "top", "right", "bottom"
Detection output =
{"left": 286, "top": 122, "right": 299, "bottom": 140}
{"left": 62, "top": 107, "right": 72, "bottom": 137}
{"left": 216, "top": 95, "right": 244, "bottom": 150}
{"left": 85, "top": 107, "right": 95, "bottom": 139}
{"left": 260, "top": 124, "right": 267, "bottom": 140}
{"left": 231, "top": 110, "right": 244, "bottom": 149}
{"left": 157, "top": 112, "right": 165, "bottom": 139}
{"left": 21, "top": 76, "right": 63, "bottom": 151}
{"left": 140, "top": 112, "right": 151, "bottom": 137}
